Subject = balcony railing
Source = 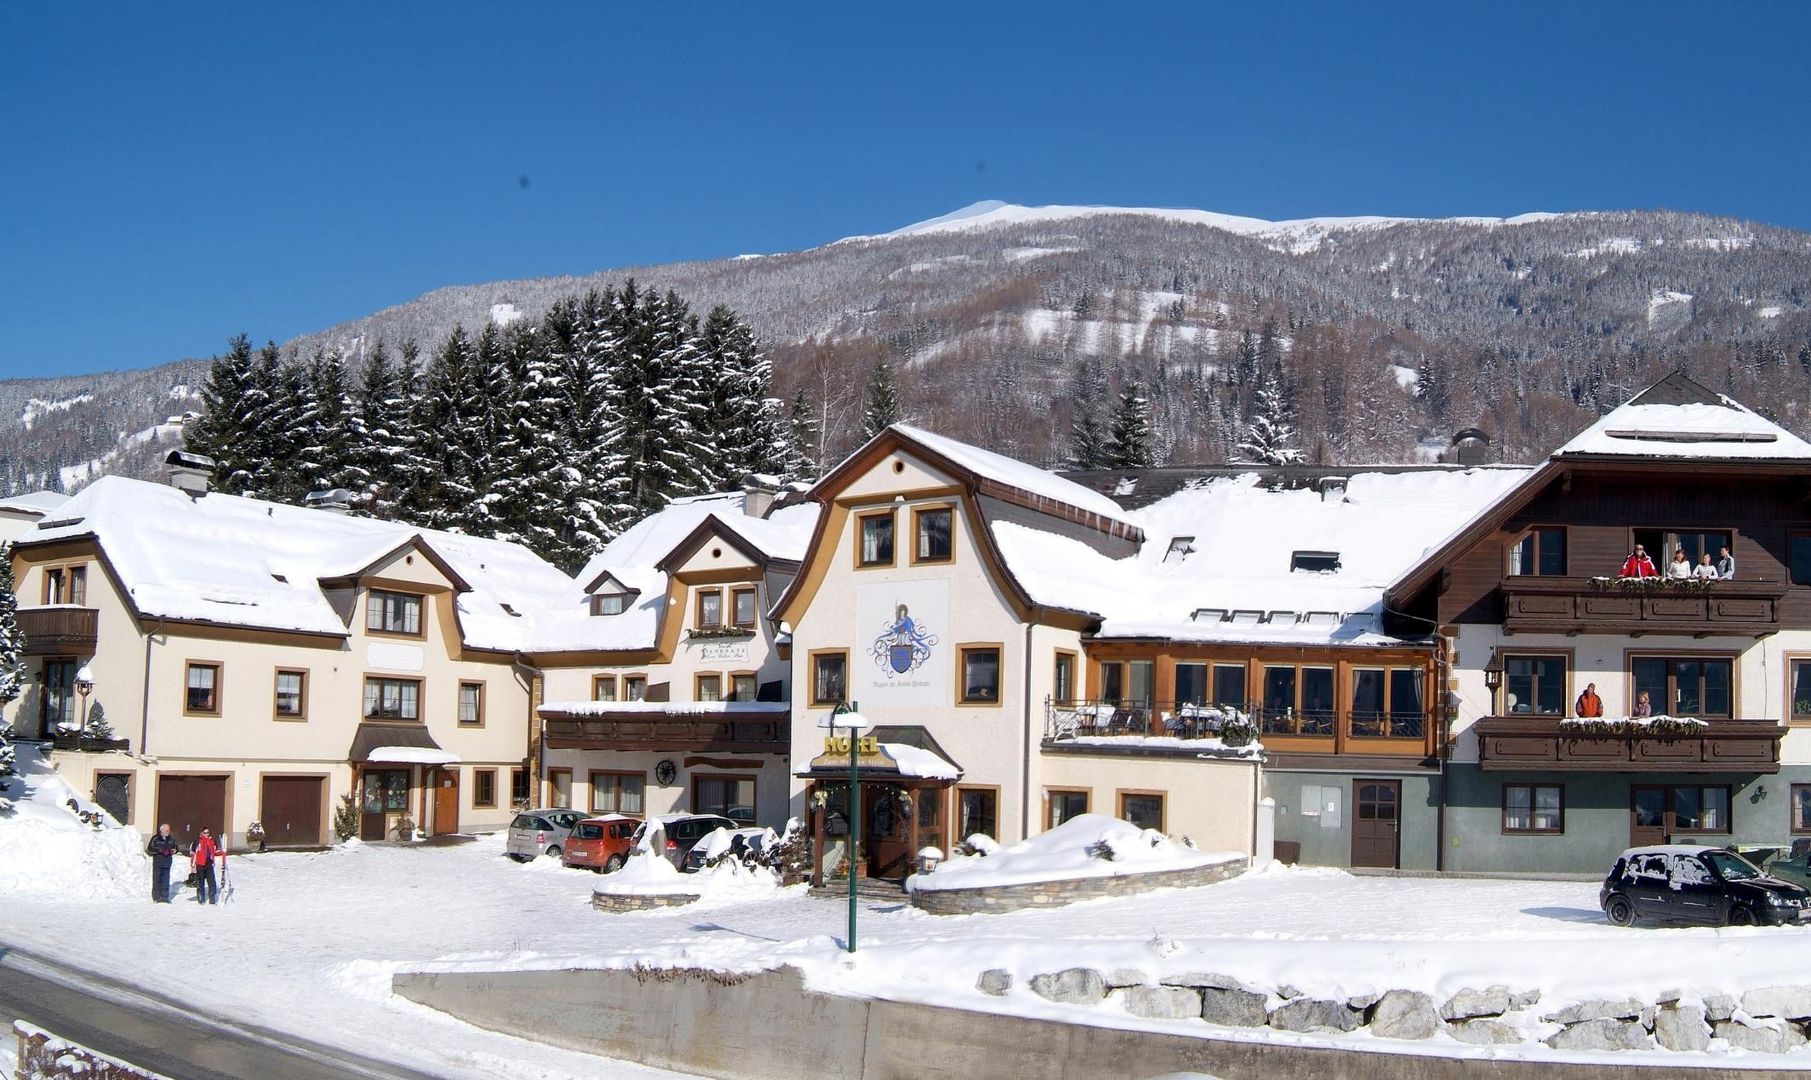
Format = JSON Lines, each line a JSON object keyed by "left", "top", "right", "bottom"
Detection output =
{"left": 543, "top": 715, "right": 787, "bottom": 754}
{"left": 1043, "top": 699, "right": 1427, "bottom": 744}
{"left": 18, "top": 606, "right": 98, "bottom": 656}
{"left": 1501, "top": 576, "right": 1785, "bottom": 636}
{"left": 1474, "top": 714, "right": 1783, "bottom": 773}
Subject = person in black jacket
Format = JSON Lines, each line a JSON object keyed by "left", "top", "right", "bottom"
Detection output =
{"left": 146, "top": 824, "right": 178, "bottom": 903}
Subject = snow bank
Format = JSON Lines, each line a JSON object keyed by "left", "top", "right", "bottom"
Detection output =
{"left": 910, "top": 814, "right": 1241, "bottom": 893}
{"left": 0, "top": 755, "right": 146, "bottom": 899}
{"left": 591, "top": 846, "right": 781, "bottom": 901}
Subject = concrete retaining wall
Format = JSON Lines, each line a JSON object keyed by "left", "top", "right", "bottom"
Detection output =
{"left": 908, "top": 857, "right": 1248, "bottom": 915}
{"left": 391, "top": 966, "right": 1794, "bottom": 1080}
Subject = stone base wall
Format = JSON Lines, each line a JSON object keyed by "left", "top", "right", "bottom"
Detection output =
{"left": 16, "top": 1022, "right": 164, "bottom": 1080}
{"left": 910, "top": 858, "right": 1247, "bottom": 915}
{"left": 592, "top": 891, "right": 700, "bottom": 912}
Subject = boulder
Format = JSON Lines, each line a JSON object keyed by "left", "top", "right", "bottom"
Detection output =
{"left": 1441, "top": 986, "right": 1510, "bottom": 1020}
{"left": 1160, "top": 971, "right": 1251, "bottom": 992}
{"left": 1104, "top": 968, "right": 1149, "bottom": 989}
{"left": 1029, "top": 968, "right": 1106, "bottom": 1005}
{"left": 1448, "top": 1019, "right": 1522, "bottom": 1045}
{"left": 1715, "top": 1019, "right": 1808, "bottom": 1054}
{"left": 1508, "top": 988, "right": 1542, "bottom": 1010}
{"left": 1653, "top": 1005, "right": 1710, "bottom": 1053}
{"left": 976, "top": 969, "right": 1012, "bottom": 997}
{"left": 1368, "top": 990, "right": 1440, "bottom": 1041}
{"left": 1347, "top": 992, "right": 1381, "bottom": 1011}
{"left": 1269, "top": 998, "right": 1360, "bottom": 1034}
{"left": 1277, "top": 984, "right": 1304, "bottom": 1000}
{"left": 1543, "top": 998, "right": 1645, "bottom": 1025}
{"left": 1741, "top": 985, "right": 1811, "bottom": 1021}
{"left": 1703, "top": 992, "right": 1737, "bottom": 1022}
{"left": 1115, "top": 985, "right": 1202, "bottom": 1020}
{"left": 1199, "top": 987, "right": 1270, "bottom": 1027}
{"left": 1545, "top": 1019, "right": 1651, "bottom": 1052}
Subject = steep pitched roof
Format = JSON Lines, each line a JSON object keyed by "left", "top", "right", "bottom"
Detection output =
{"left": 1555, "top": 371, "right": 1811, "bottom": 461}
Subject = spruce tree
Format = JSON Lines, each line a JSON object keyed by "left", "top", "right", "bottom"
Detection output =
{"left": 349, "top": 342, "right": 418, "bottom": 518}
{"left": 184, "top": 334, "right": 258, "bottom": 493}
{"left": 1069, "top": 406, "right": 1108, "bottom": 468}
{"left": 489, "top": 321, "right": 568, "bottom": 554}
{"left": 1105, "top": 383, "right": 1155, "bottom": 468}
{"left": 699, "top": 305, "right": 784, "bottom": 480}
{"left": 780, "top": 389, "right": 819, "bottom": 481}
{"left": 297, "top": 349, "right": 356, "bottom": 495}
{"left": 1237, "top": 364, "right": 1306, "bottom": 466}
{"left": 861, "top": 358, "right": 904, "bottom": 438}
{"left": 0, "top": 544, "right": 23, "bottom": 809}
{"left": 414, "top": 326, "right": 482, "bottom": 532}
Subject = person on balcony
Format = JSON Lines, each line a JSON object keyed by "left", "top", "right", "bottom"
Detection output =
{"left": 1717, "top": 545, "right": 1736, "bottom": 580}
{"left": 1692, "top": 552, "right": 1720, "bottom": 580}
{"left": 1633, "top": 690, "right": 1655, "bottom": 718}
{"left": 1666, "top": 548, "right": 1693, "bottom": 580}
{"left": 1575, "top": 682, "right": 1603, "bottom": 718}
{"left": 1620, "top": 545, "right": 1658, "bottom": 578}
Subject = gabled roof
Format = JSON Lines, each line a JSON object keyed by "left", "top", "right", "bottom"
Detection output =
{"left": 1555, "top": 371, "right": 1811, "bottom": 461}
{"left": 0, "top": 491, "right": 69, "bottom": 517}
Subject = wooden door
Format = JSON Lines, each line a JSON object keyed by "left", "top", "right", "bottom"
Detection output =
{"left": 433, "top": 768, "right": 459, "bottom": 836}
{"left": 260, "top": 777, "right": 323, "bottom": 847}
{"left": 156, "top": 775, "right": 227, "bottom": 852}
{"left": 1631, "top": 786, "right": 1668, "bottom": 846}
{"left": 360, "top": 769, "right": 409, "bottom": 841}
{"left": 863, "top": 787, "right": 913, "bottom": 881}
{"left": 1350, "top": 780, "right": 1401, "bottom": 868}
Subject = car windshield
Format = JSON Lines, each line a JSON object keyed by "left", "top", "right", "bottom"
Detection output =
{"left": 1702, "top": 851, "right": 1762, "bottom": 881}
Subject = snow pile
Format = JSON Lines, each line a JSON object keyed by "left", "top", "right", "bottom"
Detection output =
{"left": 591, "top": 849, "right": 691, "bottom": 897}
{"left": 910, "top": 813, "right": 1241, "bottom": 893}
{"left": 591, "top": 845, "right": 781, "bottom": 902}
{"left": 0, "top": 754, "right": 145, "bottom": 899}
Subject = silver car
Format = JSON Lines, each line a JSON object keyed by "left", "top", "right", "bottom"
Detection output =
{"left": 505, "top": 808, "right": 586, "bottom": 861}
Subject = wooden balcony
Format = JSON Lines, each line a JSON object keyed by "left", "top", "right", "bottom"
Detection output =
{"left": 1474, "top": 715, "right": 1782, "bottom": 773}
{"left": 1043, "top": 699, "right": 1432, "bottom": 758}
{"left": 1501, "top": 577, "right": 1785, "bottom": 637}
{"left": 542, "top": 707, "right": 788, "bottom": 754}
{"left": 18, "top": 607, "right": 98, "bottom": 656}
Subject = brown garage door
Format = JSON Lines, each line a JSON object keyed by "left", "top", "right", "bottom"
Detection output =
{"left": 261, "top": 776, "right": 325, "bottom": 847}
{"left": 156, "top": 775, "right": 228, "bottom": 852}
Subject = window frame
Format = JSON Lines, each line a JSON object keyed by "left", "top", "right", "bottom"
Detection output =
{"left": 1045, "top": 787, "right": 1089, "bottom": 830}
{"left": 272, "top": 668, "right": 308, "bottom": 721}
{"left": 729, "top": 671, "right": 758, "bottom": 702}
{"left": 1506, "top": 525, "right": 1568, "bottom": 577}
{"left": 810, "top": 649, "right": 850, "bottom": 707}
{"left": 546, "top": 768, "right": 573, "bottom": 810}
{"left": 457, "top": 681, "right": 485, "bottom": 727}
{"left": 730, "top": 586, "right": 759, "bottom": 629}
{"left": 361, "top": 675, "right": 423, "bottom": 722}
{"left": 42, "top": 563, "right": 90, "bottom": 606}
{"left": 591, "top": 674, "right": 617, "bottom": 702}
{"left": 854, "top": 509, "right": 897, "bottom": 568}
{"left": 1117, "top": 788, "right": 1167, "bottom": 833}
{"left": 1501, "top": 783, "right": 1565, "bottom": 835}
{"left": 473, "top": 768, "right": 498, "bottom": 809}
{"left": 956, "top": 643, "right": 1004, "bottom": 706}
{"left": 1258, "top": 662, "right": 1336, "bottom": 734}
{"left": 621, "top": 674, "right": 647, "bottom": 702}
{"left": 1498, "top": 649, "right": 1572, "bottom": 717}
{"left": 1053, "top": 650, "right": 1077, "bottom": 706}
{"left": 509, "top": 767, "right": 530, "bottom": 808}
{"left": 183, "top": 660, "right": 223, "bottom": 717}
{"left": 910, "top": 504, "right": 955, "bottom": 565}
{"left": 1626, "top": 649, "right": 1737, "bottom": 720}
{"left": 1670, "top": 784, "right": 1734, "bottom": 835}
{"left": 1632, "top": 526, "right": 1736, "bottom": 575}
{"left": 695, "top": 672, "right": 724, "bottom": 702}
{"left": 692, "top": 773, "right": 757, "bottom": 823}
{"left": 589, "top": 770, "right": 647, "bottom": 816}
{"left": 695, "top": 588, "right": 724, "bottom": 629}
{"left": 1792, "top": 784, "right": 1811, "bottom": 835}
{"left": 591, "top": 592, "right": 632, "bottom": 616}
{"left": 955, "top": 784, "right": 1001, "bottom": 841}
{"left": 365, "top": 588, "right": 426, "bottom": 638}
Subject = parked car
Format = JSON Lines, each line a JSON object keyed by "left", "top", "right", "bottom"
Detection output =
{"left": 633, "top": 813, "right": 737, "bottom": 867}
{"left": 680, "top": 826, "right": 773, "bottom": 873}
{"left": 1600, "top": 845, "right": 1811, "bottom": 927}
{"left": 1742, "top": 843, "right": 1811, "bottom": 891}
{"left": 561, "top": 814, "right": 642, "bottom": 873}
{"left": 505, "top": 808, "right": 587, "bottom": 861}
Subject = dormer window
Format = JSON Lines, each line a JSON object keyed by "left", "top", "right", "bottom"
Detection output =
{"left": 1113, "top": 477, "right": 1138, "bottom": 496}
{"left": 366, "top": 589, "right": 423, "bottom": 636}
{"left": 1290, "top": 551, "right": 1341, "bottom": 574}
{"left": 1163, "top": 537, "right": 1195, "bottom": 564}
{"left": 591, "top": 592, "right": 632, "bottom": 616}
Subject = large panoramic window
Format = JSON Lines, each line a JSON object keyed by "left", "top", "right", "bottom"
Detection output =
{"left": 1507, "top": 527, "right": 1567, "bottom": 577}
{"left": 1503, "top": 654, "right": 1566, "bottom": 716}
{"left": 1503, "top": 784, "right": 1564, "bottom": 834}
{"left": 1631, "top": 656, "right": 1732, "bottom": 718}
{"left": 365, "top": 589, "right": 423, "bottom": 636}
{"left": 1173, "top": 662, "right": 1207, "bottom": 705}
{"left": 1212, "top": 664, "right": 1247, "bottom": 710}
{"left": 1260, "top": 664, "right": 1334, "bottom": 734}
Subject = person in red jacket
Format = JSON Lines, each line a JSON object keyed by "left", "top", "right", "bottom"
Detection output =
{"left": 189, "top": 828, "right": 224, "bottom": 905}
{"left": 1575, "top": 682, "right": 1604, "bottom": 718}
{"left": 1620, "top": 544, "right": 1658, "bottom": 578}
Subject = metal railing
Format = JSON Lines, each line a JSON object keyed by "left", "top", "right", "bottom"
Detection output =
{"left": 1043, "top": 699, "right": 1427, "bottom": 742}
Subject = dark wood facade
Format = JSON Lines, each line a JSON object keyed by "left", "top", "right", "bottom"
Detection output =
{"left": 18, "top": 606, "right": 97, "bottom": 656}
{"left": 1474, "top": 716, "right": 1783, "bottom": 773}
{"left": 1501, "top": 577, "right": 1785, "bottom": 637}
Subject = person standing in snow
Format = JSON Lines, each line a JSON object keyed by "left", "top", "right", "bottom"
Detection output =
{"left": 1666, "top": 548, "right": 1693, "bottom": 580}
{"left": 1575, "top": 683, "right": 1603, "bottom": 718}
{"left": 1718, "top": 545, "right": 1736, "bottom": 580}
{"left": 1692, "top": 552, "right": 1719, "bottom": 580}
{"left": 146, "top": 824, "right": 178, "bottom": 903}
{"left": 190, "top": 827, "right": 223, "bottom": 904}
{"left": 1620, "top": 545, "right": 1658, "bottom": 578}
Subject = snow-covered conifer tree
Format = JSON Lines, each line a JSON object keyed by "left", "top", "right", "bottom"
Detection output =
{"left": 0, "top": 544, "right": 24, "bottom": 809}
{"left": 860, "top": 358, "right": 903, "bottom": 438}
{"left": 184, "top": 334, "right": 258, "bottom": 493}
{"left": 1105, "top": 383, "right": 1155, "bottom": 468}
{"left": 1237, "top": 364, "right": 1306, "bottom": 466}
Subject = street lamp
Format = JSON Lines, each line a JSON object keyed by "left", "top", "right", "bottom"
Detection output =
{"left": 73, "top": 665, "right": 95, "bottom": 735}
{"left": 822, "top": 700, "right": 870, "bottom": 953}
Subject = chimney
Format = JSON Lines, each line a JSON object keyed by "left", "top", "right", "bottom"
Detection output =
{"left": 164, "top": 450, "right": 215, "bottom": 498}
{"left": 739, "top": 472, "right": 782, "bottom": 519}
{"left": 303, "top": 488, "right": 355, "bottom": 515}
{"left": 1318, "top": 476, "right": 1348, "bottom": 502}
{"left": 1450, "top": 428, "right": 1491, "bottom": 467}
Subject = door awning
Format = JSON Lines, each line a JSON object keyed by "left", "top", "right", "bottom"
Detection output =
{"left": 350, "top": 722, "right": 449, "bottom": 764}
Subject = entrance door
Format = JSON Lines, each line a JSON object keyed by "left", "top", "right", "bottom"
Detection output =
{"left": 1631, "top": 786, "right": 1669, "bottom": 846}
{"left": 863, "top": 786, "right": 914, "bottom": 880}
{"left": 360, "top": 769, "right": 410, "bottom": 841}
{"left": 260, "top": 776, "right": 324, "bottom": 847}
{"left": 39, "top": 659, "right": 77, "bottom": 739}
{"left": 432, "top": 768, "right": 459, "bottom": 836}
{"left": 1351, "top": 780, "right": 1401, "bottom": 868}
{"left": 156, "top": 775, "right": 227, "bottom": 852}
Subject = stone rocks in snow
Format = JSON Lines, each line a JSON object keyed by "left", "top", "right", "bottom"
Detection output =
{"left": 1103, "top": 968, "right": 1148, "bottom": 989}
{"left": 1440, "top": 985, "right": 1510, "bottom": 1020}
{"left": 1653, "top": 1005, "right": 1710, "bottom": 1053}
{"left": 1269, "top": 998, "right": 1360, "bottom": 1033}
{"left": 1703, "top": 992, "right": 1737, "bottom": 1022}
{"left": 1346, "top": 992, "right": 1381, "bottom": 1011}
{"left": 1714, "top": 1019, "right": 1809, "bottom": 1054}
{"left": 1367, "top": 990, "right": 1439, "bottom": 1041}
{"left": 1114, "top": 985, "right": 1201, "bottom": 1020}
{"left": 1159, "top": 971, "right": 1250, "bottom": 992}
{"left": 1029, "top": 968, "right": 1105, "bottom": 1005}
{"left": 976, "top": 969, "right": 1012, "bottom": 997}
{"left": 1198, "top": 987, "right": 1269, "bottom": 1028}
{"left": 1543, "top": 998, "right": 1646, "bottom": 1025}
{"left": 1741, "top": 985, "right": 1811, "bottom": 1021}
{"left": 1448, "top": 1019, "right": 1522, "bottom": 1045}
{"left": 1545, "top": 1018, "right": 1651, "bottom": 1052}
{"left": 1508, "top": 988, "right": 1542, "bottom": 1010}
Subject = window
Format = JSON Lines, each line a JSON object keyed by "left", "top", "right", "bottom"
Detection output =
{"left": 362, "top": 677, "right": 420, "bottom": 721}
{"left": 957, "top": 787, "right": 998, "bottom": 840}
{"left": 1259, "top": 664, "right": 1335, "bottom": 735}
{"left": 1672, "top": 785, "right": 1731, "bottom": 833}
{"left": 44, "top": 565, "right": 87, "bottom": 606}
{"left": 1098, "top": 660, "right": 1153, "bottom": 707}
{"left": 1504, "top": 654, "right": 1566, "bottom": 716}
{"left": 1631, "top": 656, "right": 1732, "bottom": 717}
{"left": 1290, "top": 551, "right": 1341, "bottom": 574}
{"left": 548, "top": 769, "right": 572, "bottom": 808}
{"left": 1633, "top": 529, "right": 1732, "bottom": 570}
{"left": 592, "top": 592, "right": 632, "bottom": 616}
{"left": 732, "top": 587, "right": 758, "bottom": 628}
{"left": 1503, "top": 784, "right": 1564, "bottom": 833}
{"left": 473, "top": 769, "right": 497, "bottom": 809}
{"left": 695, "top": 775, "right": 755, "bottom": 822}
{"left": 696, "top": 589, "right": 723, "bottom": 628}
{"left": 592, "top": 675, "right": 616, "bottom": 702}
{"left": 1163, "top": 537, "right": 1195, "bottom": 564}
{"left": 1174, "top": 662, "right": 1206, "bottom": 705}
{"left": 185, "top": 662, "right": 221, "bottom": 715}
{"left": 365, "top": 590, "right": 423, "bottom": 636}
{"left": 959, "top": 645, "right": 1001, "bottom": 704}
{"left": 1794, "top": 536, "right": 1811, "bottom": 586}
{"left": 510, "top": 768, "right": 531, "bottom": 806}
{"left": 1350, "top": 667, "right": 1426, "bottom": 738}
{"left": 1053, "top": 652, "right": 1076, "bottom": 705}
{"left": 623, "top": 675, "right": 647, "bottom": 701}
{"left": 40, "top": 659, "right": 76, "bottom": 734}
{"left": 696, "top": 674, "right": 723, "bottom": 702}
{"left": 1212, "top": 664, "right": 1247, "bottom": 709}
{"left": 730, "top": 673, "right": 757, "bottom": 702}
{"left": 1793, "top": 785, "right": 1811, "bottom": 834}
{"left": 274, "top": 670, "right": 307, "bottom": 719}
{"left": 590, "top": 772, "right": 646, "bottom": 815}
{"left": 811, "top": 651, "right": 848, "bottom": 706}
{"left": 457, "top": 682, "right": 484, "bottom": 726}
{"left": 857, "top": 511, "right": 895, "bottom": 567}
{"left": 1048, "top": 789, "right": 1089, "bottom": 829}
{"left": 1508, "top": 527, "right": 1566, "bottom": 577}
{"left": 914, "top": 506, "right": 953, "bottom": 563}
{"left": 1120, "top": 791, "right": 1165, "bottom": 832}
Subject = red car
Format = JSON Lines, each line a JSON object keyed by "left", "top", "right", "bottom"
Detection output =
{"left": 561, "top": 814, "right": 642, "bottom": 873}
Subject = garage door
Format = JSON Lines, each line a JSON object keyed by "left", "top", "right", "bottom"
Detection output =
{"left": 260, "top": 776, "right": 324, "bottom": 847}
{"left": 156, "top": 775, "right": 228, "bottom": 852}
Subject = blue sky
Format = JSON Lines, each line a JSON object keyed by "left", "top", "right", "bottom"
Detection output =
{"left": 3, "top": 2, "right": 1807, "bottom": 378}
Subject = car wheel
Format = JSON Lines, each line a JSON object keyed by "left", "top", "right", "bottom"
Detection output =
{"left": 1604, "top": 895, "right": 1637, "bottom": 927}
{"left": 604, "top": 854, "right": 625, "bottom": 873}
{"left": 1728, "top": 905, "right": 1758, "bottom": 927}
{"left": 546, "top": 844, "right": 562, "bottom": 858}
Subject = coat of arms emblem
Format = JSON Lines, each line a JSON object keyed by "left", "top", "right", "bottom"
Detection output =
{"left": 870, "top": 603, "right": 938, "bottom": 678}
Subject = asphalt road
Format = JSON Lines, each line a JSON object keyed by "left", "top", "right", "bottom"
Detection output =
{"left": 0, "top": 943, "right": 445, "bottom": 1080}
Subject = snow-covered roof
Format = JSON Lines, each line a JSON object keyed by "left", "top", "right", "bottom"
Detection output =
{"left": 1555, "top": 374, "right": 1811, "bottom": 461}
{"left": 366, "top": 746, "right": 460, "bottom": 766}
{"left": 880, "top": 742, "right": 960, "bottom": 781}
{"left": 994, "top": 468, "right": 1531, "bottom": 644}
{"left": 0, "top": 491, "right": 69, "bottom": 517}
{"left": 890, "top": 423, "right": 1137, "bottom": 530}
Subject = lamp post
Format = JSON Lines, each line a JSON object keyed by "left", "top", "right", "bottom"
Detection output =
{"left": 823, "top": 700, "right": 868, "bottom": 953}
{"left": 74, "top": 665, "right": 95, "bottom": 736}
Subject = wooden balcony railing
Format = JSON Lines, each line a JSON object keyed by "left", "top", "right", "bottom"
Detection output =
{"left": 18, "top": 607, "right": 98, "bottom": 656}
{"left": 1474, "top": 715, "right": 1783, "bottom": 773}
{"left": 542, "top": 714, "right": 788, "bottom": 754}
{"left": 1502, "top": 577, "right": 1785, "bottom": 637}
